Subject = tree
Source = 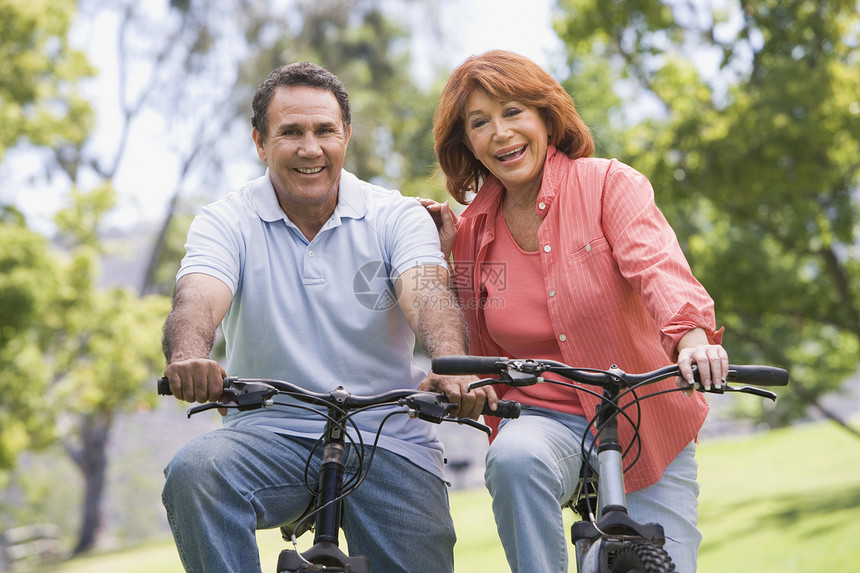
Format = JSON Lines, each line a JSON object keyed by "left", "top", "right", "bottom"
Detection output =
{"left": 49, "top": 185, "right": 170, "bottom": 553}
{"left": 554, "top": 0, "right": 860, "bottom": 426}
{"left": 0, "top": 0, "right": 92, "bottom": 474}
{"left": 0, "top": 0, "right": 172, "bottom": 554}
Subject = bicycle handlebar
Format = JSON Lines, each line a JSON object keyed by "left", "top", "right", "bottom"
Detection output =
{"left": 157, "top": 376, "right": 521, "bottom": 422}
{"left": 431, "top": 355, "right": 508, "bottom": 375}
{"left": 431, "top": 356, "right": 789, "bottom": 392}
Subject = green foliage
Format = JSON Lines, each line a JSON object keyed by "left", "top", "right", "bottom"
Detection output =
{"left": 0, "top": 187, "right": 171, "bottom": 475}
{"left": 555, "top": 0, "right": 860, "bottom": 423}
{"left": 0, "top": 0, "right": 95, "bottom": 163}
{"left": 0, "top": 0, "right": 99, "bottom": 479}
{"left": 0, "top": 222, "right": 58, "bottom": 469}
{"left": 48, "top": 185, "right": 171, "bottom": 418}
{"left": 54, "top": 184, "right": 117, "bottom": 249}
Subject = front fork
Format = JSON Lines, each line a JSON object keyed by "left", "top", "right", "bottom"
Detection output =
{"left": 572, "top": 374, "right": 666, "bottom": 570}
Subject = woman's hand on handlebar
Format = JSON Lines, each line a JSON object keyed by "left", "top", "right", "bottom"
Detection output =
{"left": 163, "top": 358, "right": 226, "bottom": 404}
{"left": 418, "top": 373, "right": 498, "bottom": 420}
{"left": 675, "top": 328, "right": 729, "bottom": 392}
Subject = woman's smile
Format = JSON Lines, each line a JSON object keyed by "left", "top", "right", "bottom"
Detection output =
{"left": 495, "top": 144, "right": 527, "bottom": 163}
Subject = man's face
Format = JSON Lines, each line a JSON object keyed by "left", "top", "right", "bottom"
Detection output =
{"left": 252, "top": 86, "right": 351, "bottom": 213}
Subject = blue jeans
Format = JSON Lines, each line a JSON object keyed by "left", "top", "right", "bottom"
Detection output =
{"left": 484, "top": 406, "right": 701, "bottom": 573}
{"left": 162, "top": 426, "right": 455, "bottom": 573}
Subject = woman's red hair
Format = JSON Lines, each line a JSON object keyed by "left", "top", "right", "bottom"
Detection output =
{"left": 433, "top": 50, "right": 595, "bottom": 204}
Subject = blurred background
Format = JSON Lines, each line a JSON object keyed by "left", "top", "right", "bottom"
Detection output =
{"left": 1, "top": 0, "right": 858, "bottom": 571}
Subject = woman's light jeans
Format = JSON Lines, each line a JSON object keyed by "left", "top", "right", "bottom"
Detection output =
{"left": 485, "top": 405, "right": 701, "bottom": 573}
{"left": 162, "top": 425, "right": 455, "bottom": 573}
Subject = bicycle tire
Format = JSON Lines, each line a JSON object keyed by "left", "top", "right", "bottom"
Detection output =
{"left": 608, "top": 539, "right": 676, "bottom": 573}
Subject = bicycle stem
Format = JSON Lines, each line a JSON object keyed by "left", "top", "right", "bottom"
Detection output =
{"left": 594, "top": 368, "right": 626, "bottom": 515}
{"left": 313, "top": 408, "right": 348, "bottom": 546}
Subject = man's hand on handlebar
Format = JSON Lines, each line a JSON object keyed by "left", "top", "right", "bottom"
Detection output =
{"left": 163, "top": 358, "right": 226, "bottom": 404}
{"left": 418, "top": 373, "right": 498, "bottom": 420}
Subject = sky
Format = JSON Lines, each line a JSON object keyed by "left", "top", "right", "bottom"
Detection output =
{"left": 5, "top": 0, "right": 563, "bottom": 232}
{"left": 422, "top": 0, "right": 563, "bottom": 81}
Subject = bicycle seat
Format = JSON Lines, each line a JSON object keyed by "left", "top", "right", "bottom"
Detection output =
{"left": 280, "top": 499, "right": 317, "bottom": 541}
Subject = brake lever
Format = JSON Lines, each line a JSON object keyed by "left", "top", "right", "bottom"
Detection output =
{"left": 186, "top": 402, "right": 233, "bottom": 418}
{"left": 727, "top": 385, "right": 778, "bottom": 401}
{"left": 468, "top": 369, "right": 539, "bottom": 391}
{"left": 469, "top": 377, "right": 501, "bottom": 390}
{"left": 695, "top": 383, "right": 777, "bottom": 401}
{"left": 402, "top": 393, "right": 456, "bottom": 424}
{"left": 503, "top": 369, "right": 541, "bottom": 387}
{"left": 401, "top": 394, "right": 493, "bottom": 435}
{"left": 185, "top": 382, "right": 279, "bottom": 418}
{"left": 450, "top": 417, "right": 492, "bottom": 436}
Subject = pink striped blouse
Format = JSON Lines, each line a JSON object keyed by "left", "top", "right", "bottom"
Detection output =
{"left": 451, "top": 146, "right": 722, "bottom": 492}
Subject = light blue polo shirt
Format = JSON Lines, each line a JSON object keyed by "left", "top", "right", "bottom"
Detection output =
{"left": 178, "top": 169, "right": 449, "bottom": 478}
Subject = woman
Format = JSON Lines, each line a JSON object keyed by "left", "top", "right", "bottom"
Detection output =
{"left": 428, "top": 50, "right": 727, "bottom": 573}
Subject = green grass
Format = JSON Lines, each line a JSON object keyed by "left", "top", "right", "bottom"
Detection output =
{"left": 696, "top": 421, "right": 860, "bottom": 572}
{"left": 24, "top": 421, "right": 860, "bottom": 572}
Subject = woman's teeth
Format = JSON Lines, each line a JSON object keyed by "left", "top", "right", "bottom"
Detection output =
{"left": 496, "top": 146, "right": 526, "bottom": 161}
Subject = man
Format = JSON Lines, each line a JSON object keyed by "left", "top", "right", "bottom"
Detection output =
{"left": 161, "top": 61, "right": 495, "bottom": 573}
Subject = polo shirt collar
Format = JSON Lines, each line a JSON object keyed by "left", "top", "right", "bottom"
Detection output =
{"left": 330, "top": 170, "right": 368, "bottom": 222}
{"left": 251, "top": 168, "right": 368, "bottom": 224}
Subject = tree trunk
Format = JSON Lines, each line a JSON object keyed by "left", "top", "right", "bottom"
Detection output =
{"left": 67, "top": 412, "right": 112, "bottom": 555}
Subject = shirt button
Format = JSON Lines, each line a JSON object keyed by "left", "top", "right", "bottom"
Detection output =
{"left": 559, "top": 334, "right": 567, "bottom": 342}
{"left": 538, "top": 202, "right": 546, "bottom": 210}
{"left": 308, "top": 251, "right": 315, "bottom": 258}
{"left": 549, "top": 289, "right": 556, "bottom": 297}
{"left": 543, "top": 245, "right": 551, "bottom": 253}
{"left": 585, "top": 244, "right": 592, "bottom": 252}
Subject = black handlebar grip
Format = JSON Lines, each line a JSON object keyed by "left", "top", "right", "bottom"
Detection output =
{"left": 158, "top": 377, "right": 172, "bottom": 396}
{"left": 483, "top": 399, "right": 521, "bottom": 419}
{"left": 727, "top": 365, "right": 789, "bottom": 387}
{"left": 432, "top": 356, "right": 507, "bottom": 375}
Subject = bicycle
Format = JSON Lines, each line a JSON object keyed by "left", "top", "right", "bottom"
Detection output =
{"left": 431, "top": 356, "right": 790, "bottom": 573}
{"left": 157, "top": 375, "right": 520, "bottom": 572}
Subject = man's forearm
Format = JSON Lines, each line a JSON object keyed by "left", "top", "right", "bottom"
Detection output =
{"left": 162, "top": 282, "right": 218, "bottom": 363}
{"left": 416, "top": 288, "right": 469, "bottom": 358}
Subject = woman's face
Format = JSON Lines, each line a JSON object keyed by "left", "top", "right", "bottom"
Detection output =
{"left": 463, "top": 89, "right": 549, "bottom": 197}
